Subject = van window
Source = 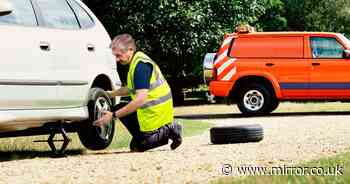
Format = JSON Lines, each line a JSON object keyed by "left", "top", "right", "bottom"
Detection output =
{"left": 310, "top": 37, "right": 344, "bottom": 59}
{"left": 0, "top": 0, "right": 37, "bottom": 26}
{"left": 35, "top": 0, "right": 79, "bottom": 29}
{"left": 67, "top": 0, "right": 94, "bottom": 29}
{"left": 230, "top": 36, "right": 304, "bottom": 58}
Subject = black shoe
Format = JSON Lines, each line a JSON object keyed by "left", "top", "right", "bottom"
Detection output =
{"left": 169, "top": 121, "right": 182, "bottom": 150}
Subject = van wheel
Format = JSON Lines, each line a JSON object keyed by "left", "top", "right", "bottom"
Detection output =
{"left": 237, "top": 83, "right": 274, "bottom": 115}
{"left": 78, "top": 88, "right": 115, "bottom": 150}
{"left": 269, "top": 100, "right": 279, "bottom": 113}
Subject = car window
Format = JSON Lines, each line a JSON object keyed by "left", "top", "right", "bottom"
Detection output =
{"left": 310, "top": 37, "right": 344, "bottom": 59}
{"left": 67, "top": 0, "right": 94, "bottom": 29}
{"left": 0, "top": 0, "right": 37, "bottom": 26}
{"left": 230, "top": 36, "right": 304, "bottom": 58}
{"left": 35, "top": 0, "right": 79, "bottom": 29}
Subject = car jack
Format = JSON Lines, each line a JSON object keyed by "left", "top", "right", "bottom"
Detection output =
{"left": 34, "top": 123, "right": 71, "bottom": 156}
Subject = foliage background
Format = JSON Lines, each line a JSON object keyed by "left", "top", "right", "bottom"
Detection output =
{"left": 83, "top": 0, "right": 350, "bottom": 104}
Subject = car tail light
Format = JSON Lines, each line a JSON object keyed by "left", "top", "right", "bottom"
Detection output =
{"left": 203, "top": 53, "right": 216, "bottom": 85}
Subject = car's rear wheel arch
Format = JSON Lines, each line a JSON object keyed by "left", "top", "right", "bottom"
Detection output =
{"left": 91, "top": 74, "right": 113, "bottom": 91}
{"left": 230, "top": 76, "right": 276, "bottom": 99}
{"left": 231, "top": 76, "right": 279, "bottom": 115}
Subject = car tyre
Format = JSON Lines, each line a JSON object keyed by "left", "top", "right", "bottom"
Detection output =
{"left": 210, "top": 124, "right": 263, "bottom": 144}
{"left": 269, "top": 100, "right": 279, "bottom": 113}
{"left": 78, "top": 88, "right": 115, "bottom": 150}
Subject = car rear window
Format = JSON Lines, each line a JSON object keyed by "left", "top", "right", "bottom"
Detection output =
{"left": 229, "top": 36, "right": 304, "bottom": 58}
{"left": 0, "top": 0, "right": 37, "bottom": 26}
{"left": 67, "top": 0, "right": 95, "bottom": 29}
{"left": 35, "top": 0, "right": 79, "bottom": 29}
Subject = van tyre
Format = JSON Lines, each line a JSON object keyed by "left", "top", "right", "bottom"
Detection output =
{"left": 237, "top": 83, "right": 275, "bottom": 115}
{"left": 210, "top": 124, "right": 263, "bottom": 144}
{"left": 269, "top": 100, "right": 279, "bottom": 112}
{"left": 78, "top": 88, "right": 115, "bottom": 150}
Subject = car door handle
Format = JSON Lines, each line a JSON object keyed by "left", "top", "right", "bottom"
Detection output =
{"left": 87, "top": 44, "right": 95, "bottom": 52}
{"left": 39, "top": 42, "right": 50, "bottom": 51}
{"left": 312, "top": 63, "right": 320, "bottom": 66}
{"left": 265, "top": 63, "right": 275, "bottom": 67}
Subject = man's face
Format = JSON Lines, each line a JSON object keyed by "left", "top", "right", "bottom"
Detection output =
{"left": 112, "top": 46, "right": 133, "bottom": 65}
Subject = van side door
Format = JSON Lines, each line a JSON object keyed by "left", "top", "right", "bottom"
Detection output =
{"left": 230, "top": 35, "right": 310, "bottom": 98}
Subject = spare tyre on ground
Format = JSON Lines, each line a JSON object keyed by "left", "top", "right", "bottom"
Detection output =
{"left": 210, "top": 124, "right": 263, "bottom": 144}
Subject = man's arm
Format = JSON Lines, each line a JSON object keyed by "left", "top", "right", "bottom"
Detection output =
{"left": 93, "top": 62, "right": 152, "bottom": 127}
{"left": 113, "top": 89, "right": 148, "bottom": 118}
{"left": 93, "top": 89, "right": 148, "bottom": 127}
{"left": 108, "top": 86, "right": 129, "bottom": 97}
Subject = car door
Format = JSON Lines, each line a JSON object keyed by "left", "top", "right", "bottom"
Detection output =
{"left": 0, "top": 0, "right": 59, "bottom": 110}
{"left": 33, "top": 0, "right": 89, "bottom": 108}
{"left": 308, "top": 35, "right": 350, "bottom": 98}
{"left": 265, "top": 36, "right": 310, "bottom": 98}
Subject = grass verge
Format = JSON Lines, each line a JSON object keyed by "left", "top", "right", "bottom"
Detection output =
{"left": 212, "top": 151, "right": 350, "bottom": 184}
{"left": 0, "top": 119, "right": 212, "bottom": 161}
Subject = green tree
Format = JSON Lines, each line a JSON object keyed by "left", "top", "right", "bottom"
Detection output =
{"left": 304, "top": 0, "right": 350, "bottom": 35}
{"left": 282, "top": 0, "right": 306, "bottom": 31}
{"left": 259, "top": 0, "right": 287, "bottom": 31}
{"left": 282, "top": 0, "right": 350, "bottom": 35}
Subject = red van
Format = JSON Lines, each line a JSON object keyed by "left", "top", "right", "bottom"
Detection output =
{"left": 204, "top": 25, "right": 350, "bottom": 115}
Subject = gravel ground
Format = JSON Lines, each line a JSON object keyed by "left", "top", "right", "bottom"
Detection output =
{"left": 1, "top": 106, "right": 350, "bottom": 184}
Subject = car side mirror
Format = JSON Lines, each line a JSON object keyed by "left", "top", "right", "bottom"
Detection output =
{"left": 0, "top": 0, "right": 13, "bottom": 16}
{"left": 343, "top": 50, "right": 350, "bottom": 59}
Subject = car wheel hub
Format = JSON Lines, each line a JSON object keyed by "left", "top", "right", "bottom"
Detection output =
{"left": 94, "top": 97, "right": 112, "bottom": 140}
{"left": 243, "top": 90, "right": 264, "bottom": 111}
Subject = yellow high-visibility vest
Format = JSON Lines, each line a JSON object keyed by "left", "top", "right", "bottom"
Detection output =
{"left": 127, "top": 51, "right": 174, "bottom": 132}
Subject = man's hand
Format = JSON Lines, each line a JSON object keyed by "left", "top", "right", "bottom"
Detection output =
{"left": 93, "top": 111, "right": 113, "bottom": 127}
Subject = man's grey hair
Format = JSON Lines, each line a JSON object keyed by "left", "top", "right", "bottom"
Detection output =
{"left": 111, "top": 33, "right": 136, "bottom": 52}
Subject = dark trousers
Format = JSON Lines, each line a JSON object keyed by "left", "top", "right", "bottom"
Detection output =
{"left": 113, "top": 103, "right": 171, "bottom": 152}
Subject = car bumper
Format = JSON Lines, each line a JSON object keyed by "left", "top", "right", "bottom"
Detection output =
{"left": 209, "top": 81, "right": 233, "bottom": 97}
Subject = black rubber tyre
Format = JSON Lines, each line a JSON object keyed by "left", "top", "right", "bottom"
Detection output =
{"left": 210, "top": 124, "right": 263, "bottom": 144}
{"left": 237, "top": 83, "right": 275, "bottom": 115}
{"left": 78, "top": 88, "right": 115, "bottom": 150}
{"left": 269, "top": 100, "right": 279, "bottom": 113}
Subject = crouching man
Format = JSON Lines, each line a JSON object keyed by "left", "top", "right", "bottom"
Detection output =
{"left": 93, "top": 34, "right": 182, "bottom": 152}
